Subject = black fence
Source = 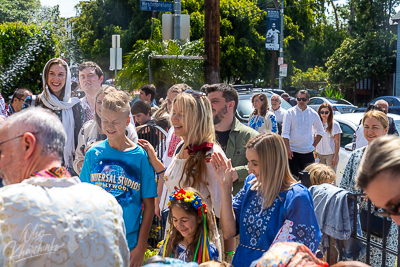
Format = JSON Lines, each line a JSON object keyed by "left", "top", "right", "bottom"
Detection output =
{"left": 326, "top": 193, "right": 400, "bottom": 266}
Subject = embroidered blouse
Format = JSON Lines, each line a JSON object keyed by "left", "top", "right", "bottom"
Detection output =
{"left": 231, "top": 174, "right": 322, "bottom": 267}
{"left": 248, "top": 111, "right": 277, "bottom": 134}
{"left": 158, "top": 242, "right": 219, "bottom": 262}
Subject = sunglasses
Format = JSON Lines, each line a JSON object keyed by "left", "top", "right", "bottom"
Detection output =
{"left": 320, "top": 111, "right": 330, "bottom": 115}
{"left": 374, "top": 201, "right": 400, "bottom": 217}
{"left": 184, "top": 89, "right": 205, "bottom": 98}
{"left": 297, "top": 97, "right": 308, "bottom": 102}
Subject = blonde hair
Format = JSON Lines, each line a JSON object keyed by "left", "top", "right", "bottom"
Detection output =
{"left": 102, "top": 90, "right": 131, "bottom": 118}
{"left": 94, "top": 86, "right": 118, "bottom": 133}
{"left": 356, "top": 135, "right": 400, "bottom": 190}
{"left": 199, "top": 261, "right": 232, "bottom": 267}
{"left": 305, "top": 163, "right": 336, "bottom": 186}
{"left": 362, "top": 109, "right": 389, "bottom": 129}
{"left": 246, "top": 133, "right": 297, "bottom": 208}
{"left": 172, "top": 93, "right": 216, "bottom": 189}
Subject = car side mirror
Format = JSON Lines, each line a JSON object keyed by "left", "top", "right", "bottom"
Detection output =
{"left": 345, "top": 143, "right": 353, "bottom": 151}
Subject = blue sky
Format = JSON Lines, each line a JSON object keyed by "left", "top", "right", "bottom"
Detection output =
{"left": 40, "top": 0, "right": 81, "bottom": 18}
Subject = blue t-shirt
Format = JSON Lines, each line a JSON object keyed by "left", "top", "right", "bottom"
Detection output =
{"left": 80, "top": 140, "right": 157, "bottom": 250}
{"left": 232, "top": 174, "right": 321, "bottom": 267}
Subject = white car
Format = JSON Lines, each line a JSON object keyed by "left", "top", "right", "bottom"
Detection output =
{"left": 333, "top": 113, "right": 400, "bottom": 185}
{"left": 309, "top": 97, "right": 357, "bottom": 115}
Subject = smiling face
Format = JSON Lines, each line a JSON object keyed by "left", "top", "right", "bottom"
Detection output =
{"left": 363, "top": 117, "right": 388, "bottom": 143}
{"left": 101, "top": 108, "right": 130, "bottom": 141}
{"left": 246, "top": 148, "right": 260, "bottom": 179}
{"left": 364, "top": 170, "right": 400, "bottom": 225}
{"left": 171, "top": 206, "right": 201, "bottom": 242}
{"left": 171, "top": 101, "right": 188, "bottom": 139}
{"left": 47, "top": 64, "right": 66, "bottom": 98}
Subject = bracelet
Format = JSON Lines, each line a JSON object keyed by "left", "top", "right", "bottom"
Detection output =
{"left": 156, "top": 167, "right": 167, "bottom": 175}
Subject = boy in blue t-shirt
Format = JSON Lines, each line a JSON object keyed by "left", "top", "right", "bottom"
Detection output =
{"left": 80, "top": 90, "right": 157, "bottom": 266}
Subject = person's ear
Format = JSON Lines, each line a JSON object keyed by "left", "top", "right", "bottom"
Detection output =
{"left": 228, "top": 100, "right": 235, "bottom": 111}
{"left": 22, "top": 132, "right": 37, "bottom": 160}
{"left": 197, "top": 214, "right": 203, "bottom": 224}
{"left": 126, "top": 116, "right": 130, "bottom": 126}
{"left": 99, "top": 75, "right": 104, "bottom": 84}
{"left": 385, "top": 126, "right": 389, "bottom": 135}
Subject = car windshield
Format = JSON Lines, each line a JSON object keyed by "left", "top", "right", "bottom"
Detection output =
{"left": 237, "top": 96, "right": 292, "bottom": 118}
{"left": 327, "top": 98, "right": 352, "bottom": 105}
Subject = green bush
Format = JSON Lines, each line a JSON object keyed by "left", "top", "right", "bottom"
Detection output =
{"left": 0, "top": 21, "right": 56, "bottom": 98}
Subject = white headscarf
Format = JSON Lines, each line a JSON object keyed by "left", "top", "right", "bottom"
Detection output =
{"left": 40, "top": 58, "right": 81, "bottom": 169}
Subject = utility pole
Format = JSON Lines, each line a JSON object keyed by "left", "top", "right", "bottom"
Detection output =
{"left": 174, "top": 0, "right": 181, "bottom": 39}
{"left": 279, "top": 0, "right": 284, "bottom": 90}
{"left": 204, "top": 0, "right": 220, "bottom": 84}
{"left": 271, "top": 51, "right": 276, "bottom": 88}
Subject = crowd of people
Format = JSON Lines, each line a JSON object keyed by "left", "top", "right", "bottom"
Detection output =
{"left": 0, "top": 58, "right": 399, "bottom": 267}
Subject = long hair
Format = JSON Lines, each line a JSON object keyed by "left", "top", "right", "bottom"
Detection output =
{"left": 251, "top": 93, "right": 268, "bottom": 117}
{"left": 317, "top": 103, "right": 333, "bottom": 134}
{"left": 246, "top": 133, "right": 297, "bottom": 208}
{"left": 43, "top": 58, "right": 68, "bottom": 101}
{"left": 165, "top": 187, "right": 216, "bottom": 262}
{"left": 94, "top": 86, "right": 117, "bottom": 133}
{"left": 153, "top": 100, "right": 169, "bottom": 120}
{"left": 172, "top": 93, "right": 216, "bottom": 189}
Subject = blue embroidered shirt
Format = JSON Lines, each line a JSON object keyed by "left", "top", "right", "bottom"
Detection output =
{"left": 232, "top": 174, "right": 322, "bottom": 267}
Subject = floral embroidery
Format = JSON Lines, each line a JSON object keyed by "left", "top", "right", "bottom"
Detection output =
{"left": 292, "top": 224, "right": 318, "bottom": 251}
{"left": 249, "top": 115, "right": 264, "bottom": 131}
{"left": 168, "top": 132, "right": 182, "bottom": 157}
{"left": 270, "top": 114, "right": 278, "bottom": 133}
{"left": 243, "top": 194, "right": 278, "bottom": 247}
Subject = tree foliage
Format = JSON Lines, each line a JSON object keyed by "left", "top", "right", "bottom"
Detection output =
{"left": 0, "top": 0, "right": 40, "bottom": 24}
{"left": 117, "top": 38, "right": 204, "bottom": 94}
{"left": 291, "top": 66, "right": 328, "bottom": 90}
{"left": 326, "top": 31, "right": 396, "bottom": 87}
{"left": 0, "top": 22, "right": 57, "bottom": 97}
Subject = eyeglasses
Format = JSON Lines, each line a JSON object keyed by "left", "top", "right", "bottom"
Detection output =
{"left": 297, "top": 97, "right": 308, "bottom": 102}
{"left": 320, "top": 111, "right": 330, "bottom": 115}
{"left": 184, "top": 89, "right": 206, "bottom": 98}
{"left": 0, "top": 134, "right": 25, "bottom": 147}
{"left": 374, "top": 201, "right": 400, "bottom": 217}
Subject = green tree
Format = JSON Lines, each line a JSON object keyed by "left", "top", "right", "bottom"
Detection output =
{"left": 0, "top": 22, "right": 57, "bottom": 97}
{"left": 326, "top": 30, "right": 396, "bottom": 94}
{"left": 117, "top": 38, "right": 204, "bottom": 95}
{"left": 0, "top": 0, "right": 40, "bottom": 24}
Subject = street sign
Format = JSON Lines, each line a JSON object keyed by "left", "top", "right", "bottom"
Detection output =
{"left": 140, "top": 1, "right": 173, "bottom": 12}
{"left": 279, "top": 64, "right": 287, "bottom": 77}
{"left": 278, "top": 57, "right": 283, "bottom": 65}
{"left": 110, "top": 48, "right": 122, "bottom": 70}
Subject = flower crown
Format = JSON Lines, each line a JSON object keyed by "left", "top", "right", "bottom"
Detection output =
{"left": 167, "top": 188, "right": 207, "bottom": 215}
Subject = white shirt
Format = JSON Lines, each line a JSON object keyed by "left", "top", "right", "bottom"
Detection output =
{"left": 271, "top": 106, "right": 288, "bottom": 123}
{"left": 314, "top": 120, "right": 342, "bottom": 155}
{"left": 282, "top": 105, "right": 324, "bottom": 153}
{"left": 0, "top": 176, "right": 129, "bottom": 266}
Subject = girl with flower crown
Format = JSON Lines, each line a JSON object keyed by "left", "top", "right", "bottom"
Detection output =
{"left": 140, "top": 91, "right": 226, "bottom": 256}
{"left": 158, "top": 187, "right": 219, "bottom": 263}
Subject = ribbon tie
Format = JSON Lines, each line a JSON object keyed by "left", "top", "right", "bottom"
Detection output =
{"left": 185, "top": 142, "right": 213, "bottom": 155}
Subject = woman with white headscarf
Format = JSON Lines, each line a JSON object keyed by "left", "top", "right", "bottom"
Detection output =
{"left": 24, "top": 58, "right": 83, "bottom": 174}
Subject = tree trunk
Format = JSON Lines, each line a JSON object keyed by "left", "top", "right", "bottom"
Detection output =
{"left": 204, "top": 0, "right": 220, "bottom": 84}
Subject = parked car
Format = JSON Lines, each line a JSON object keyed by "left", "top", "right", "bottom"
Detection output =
{"left": 236, "top": 89, "right": 292, "bottom": 124}
{"left": 333, "top": 112, "right": 400, "bottom": 185}
{"left": 352, "top": 96, "right": 400, "bottom": 115}
{"left": 308, "top": 97, "right": 357, "bottom": 114}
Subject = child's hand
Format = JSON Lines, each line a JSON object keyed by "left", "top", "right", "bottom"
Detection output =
{"left": 138, "top": 139, "right": 157, "bottom": 163}
{"left": 129, "top": 246, "right": 145, "bottom": 267}
{"left": 211, "top": 152, "right": 235, "bottom": 187}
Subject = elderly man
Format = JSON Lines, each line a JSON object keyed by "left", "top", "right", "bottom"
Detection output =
{"left": 0, "top": 107, "right": 129, "bottom": 266}
{"left": 270, "top": 94, "right": 287, "bottom": 134}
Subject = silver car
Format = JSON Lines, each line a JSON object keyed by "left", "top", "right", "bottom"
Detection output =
{"left": 308, "top": 97, "right": 357, "bottom": 114}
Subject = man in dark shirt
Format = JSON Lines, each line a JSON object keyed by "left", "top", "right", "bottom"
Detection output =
{"left": 131, "top": 100, "right": 159, "bottom": 148}
{"left": 281, "top": 93, "right": 297, "bottom": 106}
